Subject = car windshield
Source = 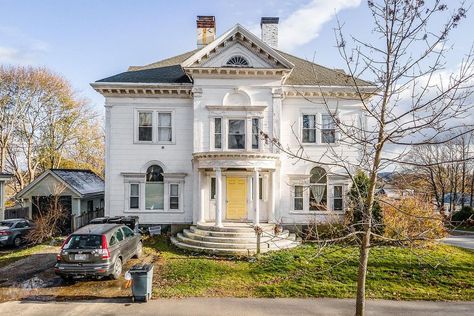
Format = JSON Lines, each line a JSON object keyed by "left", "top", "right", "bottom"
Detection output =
{"left": 63, "top": 235, "right": 102, "bottom": 250}
{"left": 0, "top": 221, "right": 14, "bottom": 228}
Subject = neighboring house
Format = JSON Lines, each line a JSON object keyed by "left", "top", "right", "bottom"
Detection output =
{"left": 16, "top": 169, "right": 104, "bottom": 232}
{"left": 443, "top": 193, "right": 472, "bottom": 213}
{"left": 376, "top": 185, "right": 414, "bottom": 200}
{"left": 0, "top": 172, "right": 13, "bottom": 221}
{"left": 91, "top": 16, "right": 374, "bottom": 235}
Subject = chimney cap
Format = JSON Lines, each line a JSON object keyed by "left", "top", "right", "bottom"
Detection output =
{"left": 261, "top": 17, "right": 279, "bottom": 25}
{"left": 197, "top": 16, "right": 216, "bottom": 28}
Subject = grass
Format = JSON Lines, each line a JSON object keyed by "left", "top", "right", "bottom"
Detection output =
{"left": 0, "top": 244, "right": 53, "bottom": 268}
{"left": 144, "top": 237, "right": 474, "bottom": 301}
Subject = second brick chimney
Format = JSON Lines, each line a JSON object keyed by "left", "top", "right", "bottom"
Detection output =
{"left": 197, "top": 16, "right": 216, "bottom": 48}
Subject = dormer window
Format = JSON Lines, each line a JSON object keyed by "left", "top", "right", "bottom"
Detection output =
{"left": 225, "top": 55, "right": 249, "bottom": 67}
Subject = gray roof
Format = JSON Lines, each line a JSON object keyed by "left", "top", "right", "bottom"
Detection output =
{"left": 51, "top": 169, "right": 104, "bottom": 196}
{"left": 96, "top": 48, "right": 372, "bottom": 87}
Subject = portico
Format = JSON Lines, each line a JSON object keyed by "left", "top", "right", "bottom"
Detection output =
{"left": 192, "top": 152, "right": 279, "bottom": 227}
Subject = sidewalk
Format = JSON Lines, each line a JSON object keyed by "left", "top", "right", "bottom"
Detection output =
{"left": 1, "top": 298, "right": 473, "bottom": 316}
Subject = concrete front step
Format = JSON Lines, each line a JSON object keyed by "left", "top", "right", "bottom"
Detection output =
{"left": 171, "top": 223, "right": 301, "bottom": 256}
{"left": 176, "top": 232, "right": 297, "bottom": 250}
{"left": 190, "top": 226, "right": 274, "bottom": 238}
{"left": 183, "top": 229, "right": 291, "bottom": 244}
{"left": 196, "top": 222, "right": 275, "bottom": 233}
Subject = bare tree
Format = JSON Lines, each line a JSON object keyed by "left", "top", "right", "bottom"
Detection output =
{"left": 262, "top": 1, "right": 474, "bottom": 315}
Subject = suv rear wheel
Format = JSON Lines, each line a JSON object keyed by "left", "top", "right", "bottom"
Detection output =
{"left": 13, "top": 236, "right": 21, "bottom": 247}
{"left": 111, "top": 257, "right": 122, "bottom": 280}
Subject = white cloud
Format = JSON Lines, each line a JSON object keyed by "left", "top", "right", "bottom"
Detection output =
{"left": 278, "top": 0, "right": 362, "bottom": 51}
{"left": 0, "top": 27, "right": 48, "bottom": 65}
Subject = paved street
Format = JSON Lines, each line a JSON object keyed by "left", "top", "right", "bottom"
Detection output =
{"left": 1, "top": 298, "right": 473, "bottom": 316}
{"left": 443, "top": 232, "right": 474, "bottom": 250}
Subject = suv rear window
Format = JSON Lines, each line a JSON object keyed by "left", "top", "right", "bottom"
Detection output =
{"left": 63, "top": 235, "right": 103, "bottom": 249}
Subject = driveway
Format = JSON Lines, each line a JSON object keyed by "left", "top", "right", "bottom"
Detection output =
{"left": 1, "top": 298, "right": 473, "bottom": 316}
{"left": 443, "top": 232, "right": 474, "bottom": 250}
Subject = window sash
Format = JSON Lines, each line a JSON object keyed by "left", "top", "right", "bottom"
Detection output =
{"left": 333, "top": 185, "right": 343, "bottom": 211}
{"left": 169, "top": 184, "right": 179, "bottom": 210}
{"left": 228, "top": 119, "right": 246, "bottom": 149}
{"left": 130, "top": 183, "right": 140, "bottom": 209}
{"left": 158, "top": 112, "right": 172, "bottom": 142}
{"left": 214, "top": 118, "right": 222, "bottom": 149}
{"left": 294, "top": 185, "right": 304, "bottom": 211}
{"left": 309, "top": 184, "right": 327, "bottom": 211}
{"left": 252, "top": 118, "right": 259, "bottom": 149}
{"left": 145, "top": 183, "right": 164, "bottom": 210}
{"left": 210, "top": 177, "right": 216, "bottom": 200}
{"left": 321, "top": 114, "right": 336, "bottom": 143}
{"left": 302, "top": 115, "right": 317, "bottom": 143}
{"left": 138, "top": 112, "right": 153, "bottom": 141}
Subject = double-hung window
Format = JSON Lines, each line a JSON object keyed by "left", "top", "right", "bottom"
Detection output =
{"left": 214, "top": 118, "right": 222, "bottom": 149}
{"left": 252, "top": 118, "right": 259, "bottom": 149}
{"left": 228, "top": 119, "right": 245, "bottom": 149}
{"left": 294, "top": 186, "right": 304, "bottom": 211}
{"left": 210, "top": 177, "right": 216, "bottom": 199}
{"left": 321, "top": 114, "right": 336, "bottom": 143}
{"left": 130, "top": 183, "right": 140, "bottom": 209}
{"left": 158, "top": 113, "right": 172, "bottom": 142}
{"left": 169, "top": 184, "right": 179, "bottom": 210}
{"left": 333, "top": 185, "right": 343, "bottom": 211}
{"left": 138, "top": 112, "right": 153, "bottom": 141}
{"left": 302, "top": 115, "right": 317, "bottom": 143}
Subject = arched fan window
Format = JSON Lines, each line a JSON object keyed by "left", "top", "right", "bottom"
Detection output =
{"left": 225, "top": 55, "right": 250, "bottom": 67}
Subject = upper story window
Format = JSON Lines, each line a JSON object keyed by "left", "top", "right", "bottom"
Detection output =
{"left": 225, "top": 55, "right": 249, "bottom": 67}
{"left": 138, "top": 112, "right": 153, "bottom": 141}
{"left": 136, "top": 110, "right": 174, "bottom": 144}
{"left": 252, "top": 118, "right": 260, "bottom": 149}
{"left": 309, "top": 167, "right": 327, "bottom": 211}
{"left": 322, "top": 114, "right": 336, "bottom": 143}
{"left": 145, "top": 165, "right": 164, "bottom": 210}
{"left": 302, "top": 114, "right": 317, "bottom": 143}
{"left": 228, "top": 119, "right": 245, "bottom": 149}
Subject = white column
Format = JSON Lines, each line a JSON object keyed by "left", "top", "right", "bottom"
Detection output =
{"left": 253, "top": 168, "right": 260, "bottom": 226}
{"left": 269, "top": 170, "right": 276, "bottom": 223}
{"left": 198, "top": 170, "right": 205, "bottom": 223}
{"left": 215, "top": 167, "right": 223, "bottom": 227}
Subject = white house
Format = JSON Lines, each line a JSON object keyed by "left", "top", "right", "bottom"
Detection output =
{"left": 0, "top": 172, "right": 13, "bottom": 221}
{"left": 92, "top": 16, "right": 374, "bottom": 254}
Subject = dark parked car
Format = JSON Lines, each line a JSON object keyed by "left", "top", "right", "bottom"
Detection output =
{"left": 0, "top": 219, "right": 34, "bottom": 247}
{"left": 54, "top": 223, "right": 142, "bottom": 280}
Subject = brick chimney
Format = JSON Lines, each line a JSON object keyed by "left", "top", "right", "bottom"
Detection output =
{"left": 260, "top": 17, "right": 279, "bottom": 48}
{"left": 197, "top": 16, "right": 216, "bottom": 48}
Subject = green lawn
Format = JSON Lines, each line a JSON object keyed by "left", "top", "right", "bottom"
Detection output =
{"left": 146, "top": 237, "right": 474, "bottom": 301}
{"left": 0, "top": 244, "right": 53, "bottom": 268}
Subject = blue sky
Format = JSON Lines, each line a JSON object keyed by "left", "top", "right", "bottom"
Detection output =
{"left": 1, "top": 0, "right": 472, "bottom": 112}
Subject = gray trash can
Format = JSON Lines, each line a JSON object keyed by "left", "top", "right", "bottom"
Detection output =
{"left": 129, "top": 264, "right": 154, "bottom": 302}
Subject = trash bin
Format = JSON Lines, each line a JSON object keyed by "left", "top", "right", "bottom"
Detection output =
{"left": 129, "top": 264, "right": 153, "bottom": 302}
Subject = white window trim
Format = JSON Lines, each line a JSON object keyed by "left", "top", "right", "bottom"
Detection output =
{"left": 227, "top": 118, "right": 247, "bottom": 151}
{"left": 134, "top": 108, "right": 176, "bottom": 145}
{"left": 129, "top": 183, "right": 140, "bottom": 210}
{"left": 300, "top": 111, "right": 340, "bottom": 146}
{"left": 321, "top": 114, "right": 337, "bottom": 144}
{"left": 168, "top": 183, "right": 181, "bottom": 211}
{"left": 331, "top": 184, "right": 345, "bottom": 213}
{"left": 136, "top": 111, "right": 154, "bottom": 143}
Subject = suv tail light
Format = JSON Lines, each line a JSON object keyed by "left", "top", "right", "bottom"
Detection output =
{"left": 0, "top": 231, "right": 12, "bottom": 236}
{"left": 56, "top": 236, "right": 71, "bottom": 261}
{"left": 99, "top": 234, "right": 110, "bottom": 259}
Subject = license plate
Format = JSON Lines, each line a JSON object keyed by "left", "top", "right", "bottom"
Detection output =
{"left": 74, "top": 254, "right": 88, "bottom": 261}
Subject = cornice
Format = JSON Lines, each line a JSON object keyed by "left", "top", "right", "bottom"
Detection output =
{"left": 91, "top": 82, "right": 193, "bottom": 98}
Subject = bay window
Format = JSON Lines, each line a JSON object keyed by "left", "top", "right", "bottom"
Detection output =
{"left": 252, "top": 118, "right": 259, "bottom": 149}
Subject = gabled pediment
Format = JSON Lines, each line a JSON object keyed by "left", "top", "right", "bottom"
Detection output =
{"left": 181, "top": 24, "right": 294, "bottom": 70}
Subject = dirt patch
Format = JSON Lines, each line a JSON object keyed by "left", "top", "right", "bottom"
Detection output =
{"left": 0, "top": 250, "right": 158, "bottom": 302}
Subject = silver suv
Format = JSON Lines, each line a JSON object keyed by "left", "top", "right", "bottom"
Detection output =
{"left": 54, "top": 223, "right": 142, "bottom": 280}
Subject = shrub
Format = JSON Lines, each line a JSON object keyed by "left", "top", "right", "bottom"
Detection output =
{"left": 451, "top": 206, "right": 474, "bottom": 223}
{"left": 383, "top": 196, "right": 446, "bottom": 243}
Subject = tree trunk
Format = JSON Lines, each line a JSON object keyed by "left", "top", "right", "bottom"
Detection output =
{"left": 355, "top": 227, "right": 371, "bottom": 316}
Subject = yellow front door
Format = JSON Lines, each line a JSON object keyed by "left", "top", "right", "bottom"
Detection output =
{"left": 226, "top": 177, "right": 247, "bottom": 220}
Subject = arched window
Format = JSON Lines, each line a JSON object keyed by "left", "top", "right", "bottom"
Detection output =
{"left": 309, "top": 167, "right": 327, "bottom": 211}
{"left": 225, "top": 55, "right": 249, "bottom": 67}
{"left": 145, "top": 165, "right": 164, "bottom": 210}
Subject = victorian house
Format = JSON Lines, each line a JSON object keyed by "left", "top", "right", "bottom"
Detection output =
{"left": 92, "top": 16, "right": 374, "bottom": 255}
